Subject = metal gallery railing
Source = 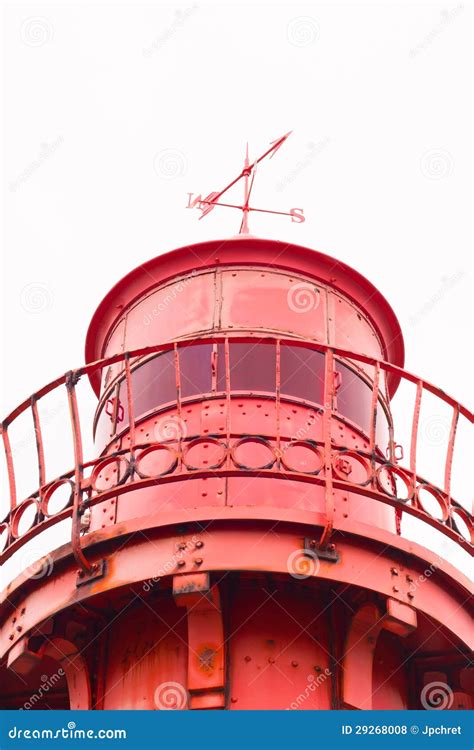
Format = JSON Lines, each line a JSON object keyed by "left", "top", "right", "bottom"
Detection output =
{"left": 0, "top": 336, "right": 472, "bottom": 580}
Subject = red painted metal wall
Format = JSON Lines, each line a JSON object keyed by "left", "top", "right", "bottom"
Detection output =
{"left": 0, "top": 237, "right": 472, "bottom": 711}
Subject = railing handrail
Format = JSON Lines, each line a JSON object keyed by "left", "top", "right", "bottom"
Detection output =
{"left": 2, "top": 335, "right": 472, "bottom": 428}
{"left": 1, "top": 335, "right": 472, "bottom": 574}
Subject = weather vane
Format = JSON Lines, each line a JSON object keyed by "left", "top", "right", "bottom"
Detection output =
{"left": 186, "top": 131, "right": 305, "bottom": 234}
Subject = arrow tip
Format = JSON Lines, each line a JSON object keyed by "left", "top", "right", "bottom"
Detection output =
{"left": 269, "top": 130, "right": 293, "bottom": 157}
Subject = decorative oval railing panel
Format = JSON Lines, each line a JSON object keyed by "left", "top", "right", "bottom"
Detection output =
{"left": 0, "top": 337, "right": 472, "bottom": 579}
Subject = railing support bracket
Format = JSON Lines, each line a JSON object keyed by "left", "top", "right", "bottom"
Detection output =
{"left": 305, "top": 537, "right": 340, "bottom": 563}
{"left": 76, "top": 559, "right": 107, "bottom": 588}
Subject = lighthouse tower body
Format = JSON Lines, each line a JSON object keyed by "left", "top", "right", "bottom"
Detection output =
{"left": 0, "top": 237, "right": 472, "bottom": 711}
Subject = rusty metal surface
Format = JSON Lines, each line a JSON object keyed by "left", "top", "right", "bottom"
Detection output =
{"left": 1, "top": 236, "right": 472, "bottom": 712}
{"left": 1, "top": 337, "right": 471, "bottom": 572}
{"left": 1, "top": 520, "right": 472, "bottom": 661}
{"left": 84, "top": 239, "right": 405, "bottom": 396}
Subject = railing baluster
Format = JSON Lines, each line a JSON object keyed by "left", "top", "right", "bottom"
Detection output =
{"left": 225, "top": 338, "right": 231, "bottom": 448}
{"left": 173, "top": 343, "right": 182, "bottom": 420}
{"left": 444, "top": 405, "right": 459, "bottom": 511}
{"left": 31, "top": 396, "right": 46, "bottom": 491}
{"left": 0, "top": 336, "right": 472, "bottom": 568}
{"left": 369, "top": 362, "right": 380, "bottom": 455}
{"left": 319, "top": 348, "right": 335, "bottom": 548}
{"left": 124, "top": 355, "right": 136, "bottom": 451}
{"left": 66, "top": 371, "right": 93, "bottom": 575}
{"left": 211, "top": 343, "right": 218, "bottom": 393}
{"left": 276, "top": 340, "right": 281, "bottom": 458}
{"left": 1, "top": 424, "right": 17, "bottom": 512}
{"left": 173, "top": 343, "right": 183, "bottom": 468}
{"left": 368, "top": 362, "right": 381, "bottom": 502}
{"left": 410, "top": 380, "right": 423, "bottom": 497}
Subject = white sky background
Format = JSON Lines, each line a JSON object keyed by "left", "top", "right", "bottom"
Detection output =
{"left": 1, "top": 1, "right": 472, "bottom": 581}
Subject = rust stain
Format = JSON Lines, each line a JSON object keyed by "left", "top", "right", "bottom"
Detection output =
{"left": 197, "top": 644, "right": 217, "bottom": 675}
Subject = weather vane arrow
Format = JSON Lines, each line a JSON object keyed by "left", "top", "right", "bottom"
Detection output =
{"left": 186, "top": 131, "right": 305, "bottom": 234}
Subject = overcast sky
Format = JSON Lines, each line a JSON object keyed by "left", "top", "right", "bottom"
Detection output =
{"left": 1, "top": 2, "right": 472, "bottom": 578}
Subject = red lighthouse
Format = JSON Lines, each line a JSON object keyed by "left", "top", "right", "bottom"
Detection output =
{"left": 0, "top": 154, "right": 472, "bottom": 711}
